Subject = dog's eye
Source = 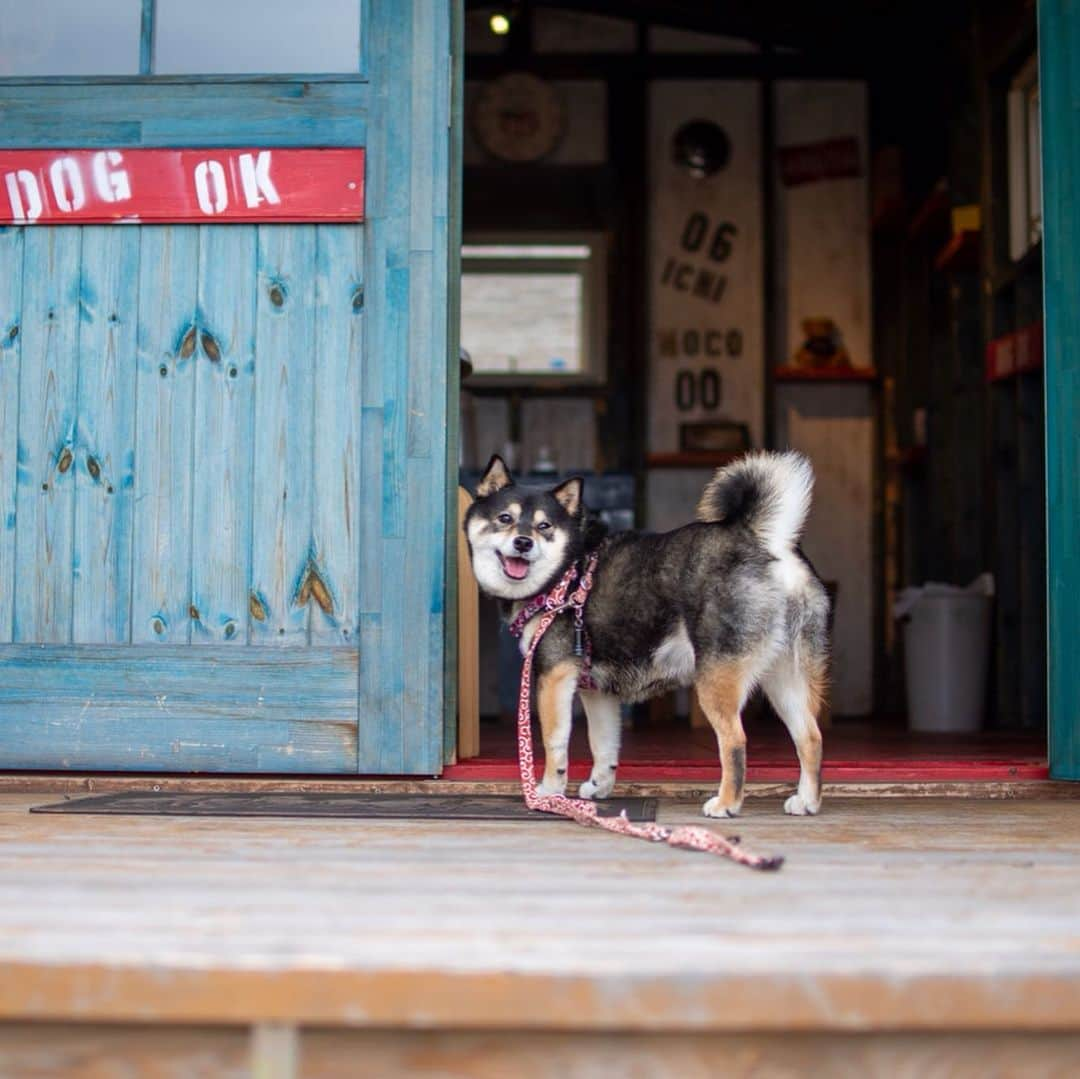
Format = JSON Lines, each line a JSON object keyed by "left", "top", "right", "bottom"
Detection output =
{"left": 496, "top": 513, "right": 513, "bottom": 525}
{"left": 536, "top": 521, "right": 552, "bottom": 532}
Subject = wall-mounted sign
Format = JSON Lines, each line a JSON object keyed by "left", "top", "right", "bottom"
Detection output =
{"left": 777, "top": 137, "right": 860, "bottom": 187}
{"left": 648, "top": 81, "right": 763, "bottom": 453}
{"left": 0, "top": 148, "right": 365, "bottom": 225}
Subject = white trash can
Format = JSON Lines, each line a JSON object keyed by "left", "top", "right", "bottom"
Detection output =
{"left": 895, "top": 575, "right": 994, "bottom": 734}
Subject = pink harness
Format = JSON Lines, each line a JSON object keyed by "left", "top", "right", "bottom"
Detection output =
{"left": 509, "top": 557, "right": 783, "bottom": 871}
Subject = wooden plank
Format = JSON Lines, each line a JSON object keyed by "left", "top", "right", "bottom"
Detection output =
{"left": 0, "top": 1024, "right": 249, "bottom": 1077}
{"left": 131, "top": 226, "right": 199, "bottom": 644}
{"left": 0, "top": 227, "right": 24, "bottom": 643}
{"left": 1, "top": 774, "right": 1074, "bottom": 800}
{"left": 250, "top": 226, "right": 317, "bottom": 645}
{"left": 191, "top": 226, "right": 257, "bottom": 645}
{"left": 71, "top": 226, "right": 139, "bottom": 643}
{"left": 303, "top": 1030, "right": 1080, "bottom": 1077}
{"left": 442, "top": 2, "right": 464, "bottom": 765}
{"left": 310, "top": 225, "right": 364, "bottom": 646}
{"left": 456, "top": 488, "right": 480, "bottom": 760}
{"left": 1038, "top": 4, "right": 1080, "bottom": 781}
{"left": 13, "top": 228, "right": 81, "bottom": 644}
{"left": 0, "top": 646, "right": 358, "bottom": 772}
{"left": 357, "top": 0, "right": 452, "bottom": 774}
{"left": 0, "top": 797, "right": 1079, "bottom": 1029}
{"left": 402, "top": 456, "right": 434, "bottom": 771}
{"left": 0, "top": 82, "right": 369, "bottom": 149}
{"left": 3, "top": 1025, "right": 1080, "bottom": 1076}
{"left": 358, "top": 1, "right": 410, "bottom": 774}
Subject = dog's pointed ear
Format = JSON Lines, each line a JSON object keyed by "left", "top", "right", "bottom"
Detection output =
{"left": 477, "top": 454, "right": 513, "bottom": 497}
{"left": 551, "top": 476, "right": 584, "bottom": 517}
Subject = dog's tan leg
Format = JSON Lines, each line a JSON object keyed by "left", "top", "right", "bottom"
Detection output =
{"left": 578, "top": 689, "right": 621, "bottom": 800}
{"left": 762, "top": 655, "right": 825, "bottom": 815}
{"left": 535, "top": 660, "right": 579, "bottom": 797}
{"left": 695, "top": 660, "right": 750, "bottom": 818}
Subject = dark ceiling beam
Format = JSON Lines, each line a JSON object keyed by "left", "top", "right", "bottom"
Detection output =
{"left": 463, "top": 0, "right": 949, "bottom": 63}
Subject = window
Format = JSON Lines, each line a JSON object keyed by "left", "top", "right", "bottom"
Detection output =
{"left": 460, "top": 235, "right": 607, "bottom": 382}
{"left": 0, "top": 0, "right": 141, "bottom": 76}
{"left": 0, "top": 0, "right": 361, "bottom": 77}
{"left": 1008, "top": 55, "right": 1042, "bottom": 260}
{"left": 154, "top": 0, "right": 360, "bottom": 75}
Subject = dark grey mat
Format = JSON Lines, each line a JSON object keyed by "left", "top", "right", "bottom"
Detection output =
{"left": 30, "top": 791, "right": 658, "bottom": 822}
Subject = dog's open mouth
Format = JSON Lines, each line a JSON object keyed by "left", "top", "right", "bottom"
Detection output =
{"left": 497, "top": 552, "right": 531, "bottom": 581}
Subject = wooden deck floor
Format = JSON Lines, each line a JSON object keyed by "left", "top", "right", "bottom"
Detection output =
{"left": 2, "top": 790, "right": 1080, "bottom": 1073}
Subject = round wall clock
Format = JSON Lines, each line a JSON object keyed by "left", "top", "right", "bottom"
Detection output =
{"left": 471, "top": 73, "right": 566, "bottom": 163}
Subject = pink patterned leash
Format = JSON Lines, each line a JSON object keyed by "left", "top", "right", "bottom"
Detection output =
{"left": 512, "top": 558, "right": 784, "bottom": 871}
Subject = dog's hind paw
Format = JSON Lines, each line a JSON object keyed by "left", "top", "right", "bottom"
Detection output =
{"left": 702, "top": 796, "right": 741, "bottom": 819}
{"left": 783, "top": 793, "right": 820, "bottom": 816}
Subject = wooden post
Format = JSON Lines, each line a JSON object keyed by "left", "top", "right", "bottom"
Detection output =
{"left": 456, "top": 488, "right": 480, "bottom": 760}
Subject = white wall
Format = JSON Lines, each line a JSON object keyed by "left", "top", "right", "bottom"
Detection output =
{"left": 774, "top": 81, "right": 873, "bottom": 714}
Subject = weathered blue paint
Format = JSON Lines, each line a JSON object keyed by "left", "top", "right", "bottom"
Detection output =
{"left": 1039, "top": 1, "right": 1080, "bottom": 781}
{"left": 251, "top": 225, "right": 317, "bottom": 645}
{"left": 0, "top": 645, "right": 358, "bottom": 772}
{"left": 0, "top": 82, "right": 369, "bottom": 148}
{"left": 310, "top": 225, "right": 365, "bottom": 647}
{"left": 191, "top": 225, "right": 257, "bottom": 647}
{"left": 0, "top": 228, "right": 24, "bottom": 644}
{"left": 139, "top": 0, "right": 155, "bottom": 76}
{"left": 0, "top": 0, "right": 455, "bottom": 774}
{"left": 13, "top": 228, "right": 82, "bottom": 644}
{"left": 131, "top": 226, "right": 199, "bottom": 646}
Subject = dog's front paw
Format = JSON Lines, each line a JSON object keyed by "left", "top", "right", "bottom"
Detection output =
{"left": 702, "top": 796, "right": 742, "bottom": 819}
{"left": 535, "top": 778, "right": 567, "bottom": 798}
{"left": 579, "top": 772, "right": 616, "bottom": 800}
{"left": 783, "top": 793, "right": 820, "bottom": 816}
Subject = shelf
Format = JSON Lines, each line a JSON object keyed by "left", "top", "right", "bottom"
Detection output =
{"left": 774, "top": 366, "right": 878, "bottom": 383}
{"left": 933, "top": 230, "right": 981, "bottom": 273}
{"left": 646, "top": 451, "right": 743, "bottom": 469}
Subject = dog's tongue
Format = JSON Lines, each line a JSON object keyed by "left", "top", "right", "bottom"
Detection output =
{"left": 503, "top": 556, "right": 530, "bottom": 580}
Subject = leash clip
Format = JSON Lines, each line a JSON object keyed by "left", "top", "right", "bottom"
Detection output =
{"left": 572, "top": 617, "right": 585, "bottom": 657}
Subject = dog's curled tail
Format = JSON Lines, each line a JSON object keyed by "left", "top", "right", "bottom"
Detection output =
{"left": 696, "top": 450, "right": 814, "bottom": 556}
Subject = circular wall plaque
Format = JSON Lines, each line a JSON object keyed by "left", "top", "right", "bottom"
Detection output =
{"left": 472, "top": 73, "right": 566, "bottom": 163}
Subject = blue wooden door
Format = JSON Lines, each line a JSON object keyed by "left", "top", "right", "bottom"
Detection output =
{"left": 0, "top": 1, "right": 454, "bottom": 774}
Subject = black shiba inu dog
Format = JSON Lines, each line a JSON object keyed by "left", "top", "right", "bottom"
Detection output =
{"left": 463, "top": 451, "right": 830, "bottom": 818}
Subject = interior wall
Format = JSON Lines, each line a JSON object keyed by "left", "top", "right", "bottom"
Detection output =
{"left": 773, "top": 80, "right": 874, "bottom": 715}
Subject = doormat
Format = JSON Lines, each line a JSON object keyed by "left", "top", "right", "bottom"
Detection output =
{"left": 30, "top": 791, "right": 658, "bottom": 822}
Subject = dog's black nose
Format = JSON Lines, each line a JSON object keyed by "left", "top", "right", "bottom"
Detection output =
{"left": 513, "top": 535, "right": 533, "bottom": 553}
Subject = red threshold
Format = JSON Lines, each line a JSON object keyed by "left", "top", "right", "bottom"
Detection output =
{"left": 443, "top": 758, "right": 1051, "bottom": 783}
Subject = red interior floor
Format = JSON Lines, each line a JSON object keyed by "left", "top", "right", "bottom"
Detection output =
{"left": 445, "top": 717, "right": 1049, "bottom": 782}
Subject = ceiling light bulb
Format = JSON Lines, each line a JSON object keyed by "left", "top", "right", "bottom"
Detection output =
{"left": 490, "top": 12, "right": 511, "bottom": 35}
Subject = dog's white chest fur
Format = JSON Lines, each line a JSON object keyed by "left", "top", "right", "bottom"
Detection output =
{"left": 651, "top": 620, "right": 696, "bottom": 684}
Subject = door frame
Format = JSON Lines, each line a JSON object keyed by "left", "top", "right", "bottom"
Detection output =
{"left": 1038, "top": 0, "right": 1079, "bottom": 781}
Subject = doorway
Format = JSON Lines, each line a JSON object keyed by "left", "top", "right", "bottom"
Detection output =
{"left": 455, "top": 1, "right": 1051, "bottom": 783}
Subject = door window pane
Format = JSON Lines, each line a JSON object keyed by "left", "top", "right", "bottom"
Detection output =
{"left": 154, "top": 0, "right": 360, "bottom": 74}
{"left": 0, "top": 0, "right": 140, "bottom": 76}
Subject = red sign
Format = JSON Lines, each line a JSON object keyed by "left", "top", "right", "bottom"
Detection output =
{"left": 777, "top": 138, "right": 861, "bottom": 187}
{"left": 0, "top": 148, "right": 364, "bottom": 225}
